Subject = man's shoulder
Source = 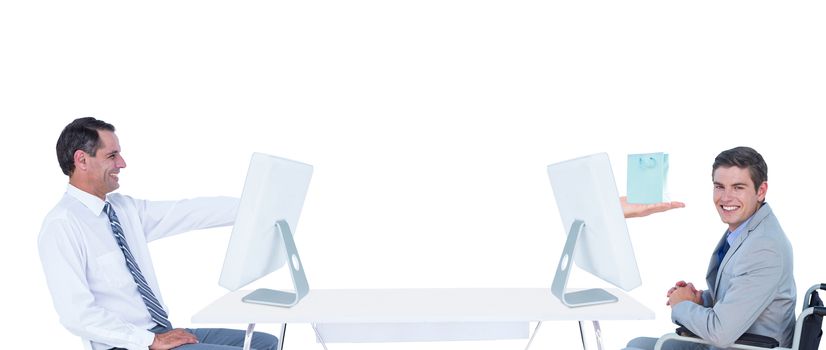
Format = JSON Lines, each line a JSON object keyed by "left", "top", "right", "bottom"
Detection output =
{"left": 748, "top": 204, "right": 785, "bottom": 235}
{"left": 37, "top": 192, "right": 134, "bottom": 237}
{"left": 42, "top": 193, "right": 81, "bottom": 223}
{"left": 39, "top": 195, "right": 84, "bottom": 243}
{"left": 742, "top": 205, "right": 791, "bottom": 254}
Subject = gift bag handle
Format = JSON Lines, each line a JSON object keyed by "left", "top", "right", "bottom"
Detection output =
{"left": 638, "top": 156, "right": 658, "bottom": 169}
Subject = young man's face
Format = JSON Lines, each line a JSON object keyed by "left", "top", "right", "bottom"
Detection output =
{"left": 83, "top": 130, "right": 127, "bottom": 198}
{"left": 713, "top": 166, "right": 767, "bottom": 232}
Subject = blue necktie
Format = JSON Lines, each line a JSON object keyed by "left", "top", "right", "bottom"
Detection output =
{"left": 104, "top": 202, "right": 172, "bottom": 330}
{"left": 717, "top": 239, "right": 730, "bottom": 265}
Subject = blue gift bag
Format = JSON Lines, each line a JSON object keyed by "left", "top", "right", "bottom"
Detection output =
{"left": 627, "top": 152, "right": 669, "bottom": 204}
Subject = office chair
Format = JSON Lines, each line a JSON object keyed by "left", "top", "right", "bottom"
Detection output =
{"left": 654, "top": 283, "right": 824, "bottom": 350}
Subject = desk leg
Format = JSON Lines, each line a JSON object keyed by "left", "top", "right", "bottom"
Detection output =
{"left": 576, "top": 321, "right": 605, "bottom": 350}
{"left": 592, "top": 321, "right": 604, "bottom": 350}
{"left": 526, "top": 321, "right": 602, "bottom": 350}
{"left": 244, "top": 323, "right": 256, "bottom": 350}
{"left": 311, "top": 323, "right": 329, "bottom": 350}
{"left": 523, "top": 321, "right": 543, "bottom": 350}
{"left": 278, "top": 323, "right": 286, "bottom": 350}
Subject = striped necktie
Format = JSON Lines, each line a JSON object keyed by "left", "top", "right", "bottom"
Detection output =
{"left": 104, "top": 202, "right": 172, "bottom": 330}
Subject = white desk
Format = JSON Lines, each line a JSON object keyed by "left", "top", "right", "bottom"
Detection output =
{"left": 192, "top": 288, "right": 653, "bottom": 349}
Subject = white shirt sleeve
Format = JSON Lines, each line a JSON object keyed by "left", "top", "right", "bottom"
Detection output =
{"left": 129, "top": 196, "right": 240, "bottom": 242}
{"left": 38, "top": 218, "right": 156, "bottom": 350}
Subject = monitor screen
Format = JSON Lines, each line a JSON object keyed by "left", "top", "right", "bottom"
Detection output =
{"left": 219, "top": 152, "right": 313, "bottom": 291}
{"left": 547, "top": 152, "right": 641, "bottom": 292}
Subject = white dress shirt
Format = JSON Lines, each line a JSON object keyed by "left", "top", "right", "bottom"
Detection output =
{"left": 38, "top": 184, "right": 238, "bottom": 350}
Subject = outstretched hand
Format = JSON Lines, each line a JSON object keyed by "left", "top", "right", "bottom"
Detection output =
{"left": 621, "top": 196, "right": 685, "bottom": 218}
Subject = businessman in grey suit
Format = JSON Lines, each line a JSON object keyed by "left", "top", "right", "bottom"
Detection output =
{"left": 625, "top": 147, "right": 796, "bottom": 350}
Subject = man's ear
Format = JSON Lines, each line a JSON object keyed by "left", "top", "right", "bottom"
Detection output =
{"left": 757, "top": 181, "right": 768, "bottom": 202}
{"left": 73, "top": 150, "right": 88, "bottom": 172}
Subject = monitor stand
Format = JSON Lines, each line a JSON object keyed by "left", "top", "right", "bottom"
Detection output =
{"left": 551, "top": 220, "right": 618, "bottom": 307}
{"left": 242, "top": 220, "right": 310, "bottom": 308}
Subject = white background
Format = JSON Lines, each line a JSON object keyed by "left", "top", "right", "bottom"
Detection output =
{"left": 1, "top": 1, "right": 824, "bottom": 349}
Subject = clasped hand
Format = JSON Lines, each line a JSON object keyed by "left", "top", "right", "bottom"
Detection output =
{"left": 666, "top": 280, "right": 703, "bottom": 307}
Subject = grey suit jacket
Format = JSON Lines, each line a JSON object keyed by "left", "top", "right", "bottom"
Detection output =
{"left": 671, "top": 203, "right": 796, "bottom": 349}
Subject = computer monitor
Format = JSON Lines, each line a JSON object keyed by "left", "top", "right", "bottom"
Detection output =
{"left": 546, "top": 152, "right": 641, "bottom": 307}
{"left": 219, "top": 152, "right": 313, "bottom": 307}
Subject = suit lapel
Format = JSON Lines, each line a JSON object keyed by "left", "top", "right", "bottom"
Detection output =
{"left": 710, "top": 203, "right": 772, "bottom": 299}
{"left": 707, "top": 234, "right": 727, "bottom": 297}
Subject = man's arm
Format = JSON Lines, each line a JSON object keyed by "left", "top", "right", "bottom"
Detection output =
{"left": 669, "top": 239, "right": 783, "bottom": 348}
{"left": 38, "top": 219, "right": 156, "bottom": 349}
{"left": 129, "top": 196, "right": 240, "bottom": 242}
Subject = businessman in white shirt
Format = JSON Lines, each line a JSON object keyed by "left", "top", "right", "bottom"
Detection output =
{"left": 38, "top": 117, "right": 278, "bottom": 350}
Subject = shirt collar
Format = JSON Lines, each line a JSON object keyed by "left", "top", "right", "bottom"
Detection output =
{"left": 66, "top": 183, "right": 108, "bottom": 216}
{"left": 726, "top": 214, "right": 754, "bottom": 245}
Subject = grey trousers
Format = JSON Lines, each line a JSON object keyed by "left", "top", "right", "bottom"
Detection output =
{"left": 624, "top": 336, "right": 710, "bottom": 350}
{"left": 177, "top": 328, "right": 278, "bottom": 350}
{"left": 111, "top": 327, "right": 278, "bottom": 350}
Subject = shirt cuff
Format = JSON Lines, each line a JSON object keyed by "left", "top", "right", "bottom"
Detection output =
{"left": 135, "top": 329, "right": 155, "bottom": 350}
{"left": 698, "top": 291, "right": 707, "bottom": 306}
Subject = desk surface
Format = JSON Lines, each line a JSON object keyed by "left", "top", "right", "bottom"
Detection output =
{"left": 192, "top": 288, "right": 654, "bottom": 324}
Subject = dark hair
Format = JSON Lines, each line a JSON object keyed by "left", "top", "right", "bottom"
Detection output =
{"left": 56, "top": 117, "right": 116, "bottom": 176}
{"left": 712, "top": 146, "right": 767, "bottom": 192}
